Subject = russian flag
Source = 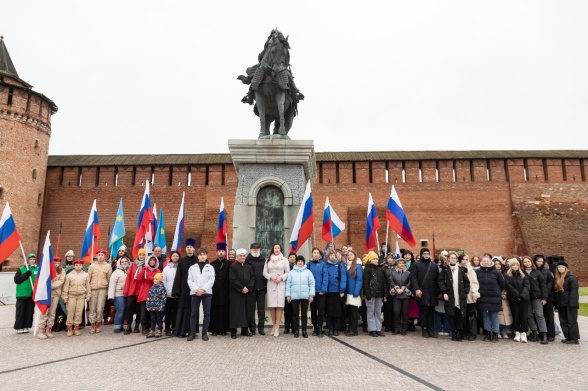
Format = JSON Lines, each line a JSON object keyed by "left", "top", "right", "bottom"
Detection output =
{"left": 395, "top": 240, "right": 401, "bottom": 259}
{"left": 322, "top": 197, "right": 345, "bottom": 243}
{"left": 80, "top": 199, "right": 101, "bottom": 263}
{"left": 385, "top": 185, "right": 416, "bottom": 247}
{"left": 171, "top": 192, "right": 185, "bottom": 255}
{"left": 133, "top": 180, "right": 153, "bottom": 258}
{"left": 365, "top": 193, "right": 380, "bottom": 252}
{"left": 33, "top": 231, "right": 56, "bottom": 315}
{"left": 0, "top": 202, "right": 22, "bottom": 264}
{"left": 289, "top": 180, "right": 314, "bottom": 253}
{"left": 216, "top": 197, "right": 227, "bottom": 251}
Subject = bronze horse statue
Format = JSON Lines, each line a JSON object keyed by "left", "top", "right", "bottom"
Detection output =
{"left": 238, "top": 30, "right": 304, "bottom": 138}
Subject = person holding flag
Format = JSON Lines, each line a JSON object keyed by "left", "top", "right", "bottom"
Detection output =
{"left": 37, "top": 262, "right": 65, "bottom": 339}
{"left": 13, "top": 253, "right": 38, "bottom": 334}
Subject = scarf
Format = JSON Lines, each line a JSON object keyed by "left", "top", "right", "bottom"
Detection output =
{"left": 269, "top": 253, "right": 284, "bottom": 263}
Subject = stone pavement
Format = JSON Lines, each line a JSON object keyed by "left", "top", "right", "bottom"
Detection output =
{"left": 0, "top": 305, "right": 586, "bottom": 391}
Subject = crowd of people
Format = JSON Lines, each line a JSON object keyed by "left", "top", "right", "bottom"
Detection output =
{"left": 12, "top": 240, "right": 581, "bottom": 345}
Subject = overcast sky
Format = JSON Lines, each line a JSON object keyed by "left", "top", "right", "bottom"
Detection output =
{"left": 2, "top": 1, "right": 587, "bottom": 156}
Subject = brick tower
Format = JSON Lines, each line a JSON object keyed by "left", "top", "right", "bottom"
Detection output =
{"left": 0, "top": 37, "right": 57, "bottom": 268}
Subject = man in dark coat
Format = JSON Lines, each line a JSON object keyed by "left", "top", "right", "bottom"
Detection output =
{"left": 210, "top": 245, "right": 231, "bottom": 335}
{"left": 246, "top": 242, "right": 267, "bottom": 335}
{"left": 410, "top": 247, "right": 440, "bottom": 338}
{"left": 171, "top": 238, "right": 198, "bottom": 337}
{"left": 228, "top": 248, "right": 255, "bottom": 339}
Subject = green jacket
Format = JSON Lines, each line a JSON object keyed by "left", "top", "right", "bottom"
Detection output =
{"left": 14, "top": 265, "right": 38, "bottom": 298}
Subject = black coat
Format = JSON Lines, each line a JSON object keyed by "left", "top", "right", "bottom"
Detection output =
{"left": 410, "top": 259, "right": 439, "bottom": 306}
{"left": 475, "top": 264, "right": 504, "bottom": 312}
{"left": 525, "top": 269, "right": 547, "bottom": 300}
{"left": 537, "top": 267, "right": 555, "bottom": 301}
{"left": 211, "top": 257, "right": 231, "bottom": 306}
{"left": 228, "top": 261, "right": 255, "bottom": 328}
{"left": 171, "top": 254, "right": 198, "bottom": 308}
{"left": 438, "top": 264, "right": 470, "bottom": 316}
{"left": 504, "top": 271, "right": 531, "bottom": 302}
{"left": 363, "top": 263, "right": 387, "bottom": 300}
{"left": 246, "top": 254, "right": 267, "bottom": 291}
{"left": 554, "top": 272, "right": 579, "bottom": 308}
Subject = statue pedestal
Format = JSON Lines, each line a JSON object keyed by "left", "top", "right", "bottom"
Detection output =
{"left": 228, "top": 139, "right": 316, "bottom": 258}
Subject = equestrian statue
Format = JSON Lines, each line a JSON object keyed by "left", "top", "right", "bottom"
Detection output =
{"left": 238, "top": 29, "right": 304, "bottom": 138}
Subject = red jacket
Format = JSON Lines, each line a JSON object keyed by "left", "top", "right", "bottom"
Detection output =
{"left": 123, "top": 262, "right": 140, "bottom": 297}
{"left": 136, "top": 266, "right": 161, "bottom": 302}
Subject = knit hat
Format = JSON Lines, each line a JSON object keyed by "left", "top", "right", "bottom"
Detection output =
{"left": 557, "top": 261, "right": 569, "bottom": 269}
{"left": 367, "top": 251, "right": 379, "bottom": 261}
{"left": 153, "top": 273, "right": 163, "bottom": 281}
{"left": 236, "top": 248, "right": 247, "bottom": 255}
{"left": 185, "top": 238, "right": 197, "bottom": 248}
{"left": 420, "top": 247, "right": 430, "bottom": 257}
{"left": 138, "top": 248, "right": 147, "bottom": 255}
{"left": 296, "top": 255, "right": 306, "bottom": 264}
{"left": 64, "top": 250, "right": 75, "bottom": 257}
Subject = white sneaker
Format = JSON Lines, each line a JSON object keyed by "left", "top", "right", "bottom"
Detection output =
{"left": 16, "top": 329, "right": 24, "bottom": 334}
{"left": 23, "top": 328, "right": 30, "bottom": 333}
{"left": 521, "top": 332, "right": 527, "bottom": 343}
{"left": 514, "top": 331, "right": 521, "bottom": 342}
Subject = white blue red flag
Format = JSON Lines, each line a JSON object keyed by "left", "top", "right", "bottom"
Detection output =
{"left": 81, "top": 199, "right": 101, "bottom": 263}
{"left": 365, "top": 193, "right": 380, "bottom": 252}
{"left": 171, "top": 192, "right": 185, "bottom": 255}
{"left": 133, "top": 181, "right": 153, "bottom": 258}
{"left": 322, "top": 197, "right": 345, "bottom": 243}
{"left": 33, "top": 231, "right": 56, "bottom": 315}
{"left": 385, "top": 185, "right": 416, "bottom": 247}
{"left": 289, "top": 180, "right": 314, "bottom": 253}
{"left": 395, "top": 240, "right": 401, "bottom": 259}
{"left": 216, "top": 197, "right": 227, "bottom": 252}
{"left": 0, "top": 202, "right": 21, "bottom": 264}
{"left": 154, "top": 207, "right": 167, "bottom": 255}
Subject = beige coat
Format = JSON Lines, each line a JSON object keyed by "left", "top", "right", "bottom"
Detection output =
{"left": 498, "top": 289, "right": 513, "bottom": 326}
{"left": 108, "top": 267, "right": 127, "bottom": 299}
{"left": 62, "top": 270, "right": 91, "bottom": 301}
{"left": 465, "top": 263, "right": 481, "bottom": 304}
{"left": 263, "top": 255, "right": 289, "bottom": 308}
{"left": 88, "top": 261, "right": 112, "bottom": 290}
{"left": 51, "top": 270, "right": 66, "bottom": 298}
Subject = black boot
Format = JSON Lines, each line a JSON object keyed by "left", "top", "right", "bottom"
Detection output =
{"left": 451, "top": 330, "right": 457, "bottom": 341}
{"left": 123, "top": 327, "right": 132, "bottom": 335}
{"left": 540, "top": 332, "right": 549, "bottom": 345}
{"left": 422, "top": 328, "right": 430, "bottom": 338}
{"left": 133, "top": 324, "right": 140, "bottom": 333}
{"left": 491, "top": 332, "right": 499, "bottom": 343}
{"left": 530, "top": 330, "right": 538, "bottom": 342}
{"left": 456, "top": 330, "right": 463, "bottom": 342}
{"left": 187, "top": 333, "right": 196, "bottom": 341}
{"left": 483, "top": 331, "right": 491, "bottom": 342}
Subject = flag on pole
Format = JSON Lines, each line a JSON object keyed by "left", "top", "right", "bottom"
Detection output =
{"left": 154, "top": 207, "right": 167, "bottom": 254}
{"left": 0, "top": 202, "right": 22, "bottom": 264}
{"left": 133, "top": 181, "right": 153, "bottom": 258}
{"left": 321, "top": 197, "right": 345, "bottom": 243}
{"left": 33, "top": 230, "right": 56, "bottom": 315}
{"left": 109, "top": 198, "right": 126, "bottom": 258}
{"left": 365, "top": 193, "right": 380, "bottom": 252}
{"left": 151, "top": 203, "right": 158, "bottom": 245}
{"left": 81, "top": 199, "right": 101, "bottom": 263}
{"left": 171, "top": 192, "right": 185, "bottom": 255}
{"left": 395, "top": 240, "right": 401, "bottom": 259}
{"left": 385, "top": 185, "right": 416, "bottom": 247}
{"left": 289, "top": 180, "right": 314, "bottom": 253}
{"left": 216, "top": 197, "right": 227, "bottom": 252}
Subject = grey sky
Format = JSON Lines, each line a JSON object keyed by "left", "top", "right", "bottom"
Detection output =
{"left": 2, "top": 0, "right": 587, "bottom": 155}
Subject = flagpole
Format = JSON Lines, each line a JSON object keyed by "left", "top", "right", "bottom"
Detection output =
{"left": 18, "top": 240, "right": 34, "bottom": 289}
{"left": 33, "top": 309, "right": 40, "bottom": 336}
{"left": 385, "top": 221, "right": 389, "bottom": 261}
{"left": 56, "top": 222, "right": 62, "bottom": 257}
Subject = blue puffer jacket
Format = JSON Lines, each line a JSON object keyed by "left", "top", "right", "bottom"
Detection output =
{"left": 346, "top": 262, "right": 363, "bottom": 297}
{"left": 286, "top": 264, "right": 315, "bottom": 300}
{"left": 325, "top": 261, "right": 347, "bottom": 293}
{"left": 307, "top": 259, "right": 328, "bottom": 293}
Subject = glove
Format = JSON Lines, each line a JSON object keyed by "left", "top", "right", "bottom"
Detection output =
{"left": 108, "top": 299, "right": 114, "bottom": 306}
{"left": 25, "top": 270, "right": 32, "bottom": 277}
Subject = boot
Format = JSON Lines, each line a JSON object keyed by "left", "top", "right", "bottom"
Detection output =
{"left": 529, "top": 330, "right": 538, "bottom": 342}
{"left": 491, "top": 332, "right": 499, "bottom": 343}
{"left": 521, "top": 332, "right": 528, "bottom": 343}
{"left": 38, "top": 327, "right": 48, "bottom": 340}
{"left": 422, "top": 328, "right": 430, "bottom": 338}
{"left": 46, "top": 328, "right": 54, "bottom": 338}
{"left": 146, "top": 330, "right": 155, "bottom": 338}
{"left": 391, "top": 328, "right": 400, "bottom": 335}
{"left": 154, "top": 330, "right": 162, "bottom": 338}
{"left": 123, "top": 327, "right": 132, "bottom": 335}
{"left": 483, "top": 331, "right": 491, "bottom": 342}
{"left": 456, "top": 330, "right": 463, "bottom": 342}
{"left": 451, "top": 330, "right": 457, "bottom": 341}
{"left": 514, "top": 331, "right": 521, "bottom": 342}
{"left": 67, "top": 326, "right": 74, "bottom": 337}
{"left": 186, "top": 332, "right": 196, "bottom": 341}
{"left": 104, "top": 306, "right": 115, "bottom": 325}
{"left": 95, "top": 322, "right": 102, "bottom": 333}
{"left": 90, "top": 323, "right": 96, "bottom": 334}
{"left": 74, "top": 325, "right": 81, "bottom": 336}
{"left": 133, "top": 323, "right": 140, "bottom": 333}
{"left": 540, "top": 332, "right": 549, "bottom": 345}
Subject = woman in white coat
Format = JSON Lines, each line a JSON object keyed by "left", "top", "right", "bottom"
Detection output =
{"left": 263, "top": 243, "right": 290, "bottom": 336}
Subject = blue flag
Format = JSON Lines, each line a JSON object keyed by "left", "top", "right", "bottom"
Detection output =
{"left": 154, "top": 207, "right": 167, "bottom": 254}
{"left": 109, "top": 198, "right": 126, "bottom": 259}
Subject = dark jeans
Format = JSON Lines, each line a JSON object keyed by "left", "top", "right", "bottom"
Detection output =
{"left": 393, "top": 298, "right": 410, "bottom": 331}
{"left": 190, "top": 294, "right": 212, "bottom": 334}
{"left": 543, "top": 301, "right": 555, "bottom": 338}
{"left": 510, "top": 300, "right": 529, "bottom": 332}
{"left": 291, "top": 299, "right": 309, "bottom": 332}
{"left": 164, "top": 297, "right": 178, "bottom": 332}
{"left": 249, "top": 289, "right": 266, "bottom": 331}
{"left": 383, "top": 296, "right": 393, "bottom": 329}
{"left": 310, "top": 294, "right": 325, "bottom": 331}
{"left": 347, "top": 305, "right": 359, "bottom": 333}
{"left": 466, "top": 303, "right": 478, "bottom": 336}
{"left": 418, "top": 304, "right": 435, "bottom": 331}
{"left": 149, "top": 310, "right": 164, "bottom": 331}
{"left": 284, "top": 298, "right": 293, "bottom": 331}
{"left": 124, "top": 295, "right": 138, "bottom": 328}
{"left": 558, "top": 306, "right": 580, "bottom": 341}
{"left": 139, "top": 301, "right": 151, "bottom": 331}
